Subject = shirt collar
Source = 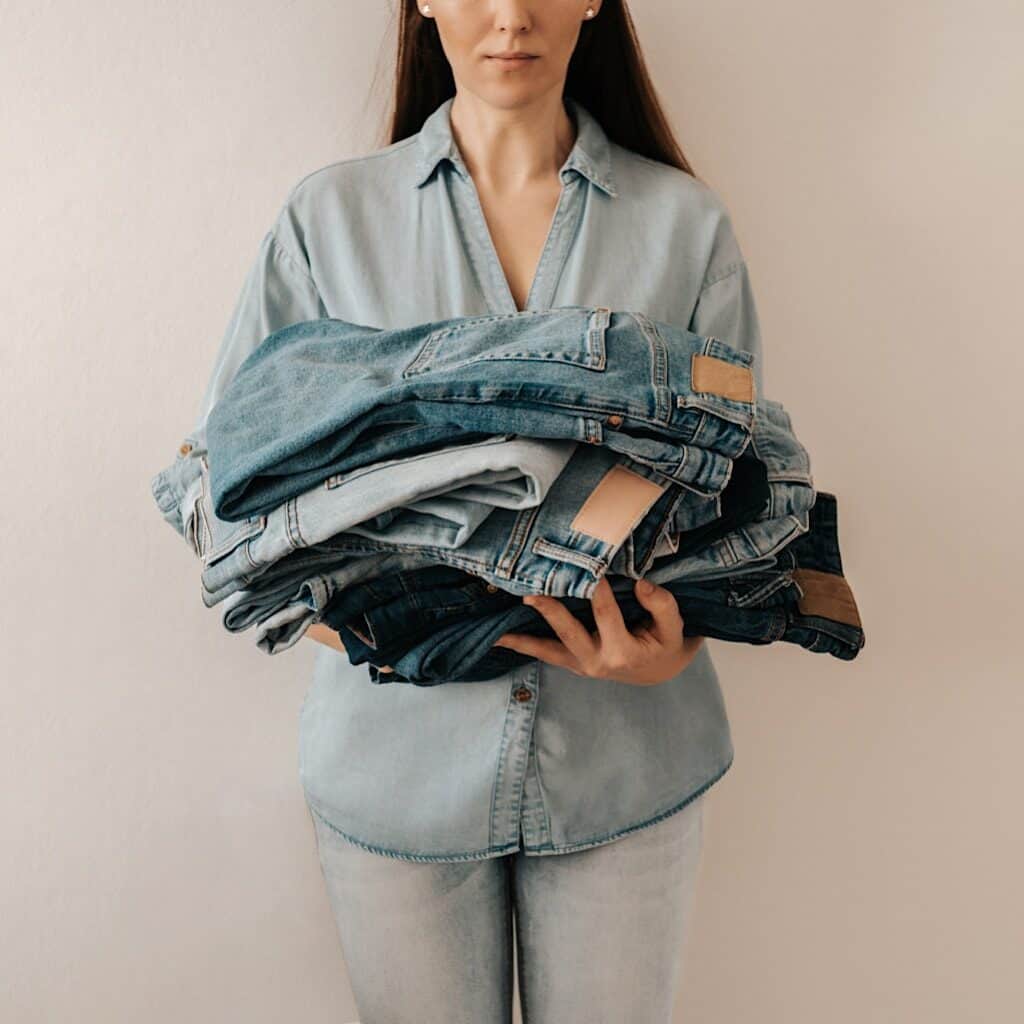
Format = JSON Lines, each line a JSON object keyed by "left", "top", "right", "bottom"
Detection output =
{"left": 411, "top": 95, "right": 619, "bottom": 198}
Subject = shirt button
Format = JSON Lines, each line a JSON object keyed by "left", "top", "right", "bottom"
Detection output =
{"left": 179, "top": 441, "right": 193, "bottom": 456}
{"left": 607, "top": 413, "right": 623, "bottom": 427}
{"left": 513, "top": 686, "right": 533, "bottom": 703}
{"left": 485, "top": 583, "right": 498, "bottom": 593}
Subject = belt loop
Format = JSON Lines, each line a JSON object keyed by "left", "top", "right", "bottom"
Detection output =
{"left": 587, "top": 306, "right": 611, "bottom": 365}
{"left": 588, "top": 305, "right": 611, "bottom": 334}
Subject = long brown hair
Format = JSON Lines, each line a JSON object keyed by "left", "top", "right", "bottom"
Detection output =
{"left": 382, "top": 0, "right": 698, "bottom": 178}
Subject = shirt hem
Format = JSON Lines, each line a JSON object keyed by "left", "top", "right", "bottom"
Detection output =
{"left": 303, "top": 753, "right": 734, "bottom": 864}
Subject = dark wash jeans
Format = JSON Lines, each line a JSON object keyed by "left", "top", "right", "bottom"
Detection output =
{"left": 316, "top": 450, "right": 770, "bottom": 658}
{"left": 319, "top": 492, "right": 864, "bottom": 685}
{"left": 204, "top": 306, "right": 758, "bottom": 520}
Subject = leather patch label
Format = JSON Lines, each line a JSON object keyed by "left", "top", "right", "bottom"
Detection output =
{"left": 792, "top": 568, "right": 863, "bottom": 629}
{"left": 570, "top": 465, "right": 667, "bottom": 546}
{"left": 691, "top": 353, "right": 755, "bottom": 402}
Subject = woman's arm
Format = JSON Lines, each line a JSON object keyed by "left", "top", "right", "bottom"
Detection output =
{"left": 305, "top": 623, "right": 348, "bottom": 653}
{"left": 156, "top": 187, "right": 328, "bottom": 543}
{"left": 688, "top": 210, "right": 766, "bottom": 396}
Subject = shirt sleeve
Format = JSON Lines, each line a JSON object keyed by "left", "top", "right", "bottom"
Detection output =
{"left": 150, "top": 198, "right": 327, "bottom": 538}
{"left": 687, "top": 212, "right": 766, "bottom": 397}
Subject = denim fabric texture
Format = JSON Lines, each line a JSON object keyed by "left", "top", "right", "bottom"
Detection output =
{"left": 160, "top": 393, "right": 783, "bottom": 628}
{"left": 149, "top": 93, "right": 864, "bottom": 862}
{"left": 202, "top": 305, "right": 758, "bottom": 521}
{"left": 216, "top": 395, "right": 792, "bottom": 649}
{"left": 236, "top": 446, "right": 767, "bottom": 656}
{"left": 308, "top": 789, "right": 706, "bottom": 1021}
{"left": 190, "top": 434, "right": 577, "bottom": 601}
{"left": 327, "top": 491, "right": 865, "bottom": 686}
{"left": 646, "top": 395, "right": 816, "bottom": 584}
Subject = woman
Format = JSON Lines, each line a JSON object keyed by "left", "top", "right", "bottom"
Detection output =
{"left": 184, "top": 2, "right": 766, "bottom": 1019}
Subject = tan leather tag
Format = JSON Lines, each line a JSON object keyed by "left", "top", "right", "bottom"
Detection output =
{"left": 792, "top": 568, "right": 863, "bottom": 628}
{"left": 569, "top": 465, "right": 667, "bottom": 546}
{"left": 691, "top": 353, "right": 754, "bottom": 402}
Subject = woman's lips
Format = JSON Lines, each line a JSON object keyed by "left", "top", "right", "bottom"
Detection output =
{"left": 487, "top": 55, "right": 539, "bottom": 68}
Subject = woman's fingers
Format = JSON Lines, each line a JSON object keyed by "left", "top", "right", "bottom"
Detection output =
{"left": 492, "top": 630, "right": 579, "bottom": 671}
{"left": 587, "top": 577, "right": 632, "bottom": 645}
{"left": 632, "top": 577, "right": 685, "bottom": 644}
{"left": 492, "top": 578, "right": 698, "bottom": 684}
{"left": 520, "top": 592, "right": 599, "bottom": 665}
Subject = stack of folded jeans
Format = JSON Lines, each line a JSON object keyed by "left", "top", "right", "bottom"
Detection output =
{"left": 150, "top": 305, "right": 865, "bottom": 684}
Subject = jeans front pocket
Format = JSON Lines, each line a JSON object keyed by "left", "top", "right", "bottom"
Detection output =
{"left": 401, "top": 306, "right": 610, "bottom": 377}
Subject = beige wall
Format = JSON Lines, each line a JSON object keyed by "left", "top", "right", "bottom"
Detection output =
{"left": 1, "top": 2, "right": 1020, "bottom": 1021}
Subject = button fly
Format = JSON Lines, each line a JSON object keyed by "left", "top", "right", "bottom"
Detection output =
{"left": 513, "top": 686, "right": 532, "bottom": 703}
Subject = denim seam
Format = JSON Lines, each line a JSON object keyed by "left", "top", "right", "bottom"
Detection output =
{"left": 527, "top": 667, "right": 556, "bottom": 845}
{"left": 357, "top": 597, "right": 494, "bottom": 646}
{"left": 309, "top": 536, "right": 552, "bottom": 586}
{"left": 195, "top": 473, "right": 213, "bottom": 560}
{"left": 308, "top": 802, "right": 520, "bottom": 864}
{"left": 522, "top": 755, "right": 734, "bottom": 855}
{"left": 699, "top": 260, "right": 744, "bottom": 293}
{"left": 405, "top": 347, "right": 608, "bottom": 378}
{"left": 764, "top": 611, "right": 789, "bottom": 642}
{"left": 488, "top": 684, "right": 521, "bottom": 854}
{"left": 384, "top": 392, "right": 694, "bottom": 432}
{"left": 732, "top": 572, "right": 794, "bottom": 608}
{"left": 321, "top": 432, "right": 518, "bottom": 488}
{"left": 500, "top": 505, "right": 540, "bottom": 577}
{"left": 637, "top": 487, "right": 688, "bottom": 575}
{"left": 268, "top": 229, "right": 318, "bottom": 289}
{"left": 790, "top": 612, "right": 862, "bottom": 645}
{"left": 539, "top": 182, "right": 584, "bottom": 309}
{"left": 530, "top": 537, "right": 607, "bottom": 576}
{"left": 461, "top": 174, "right": 521, "bottom": 311}
{"left": 288, "top": 134, "right": 419, "bottom": 199}
{"left": 285, "top": 496, "right": 305, "bottom": 548}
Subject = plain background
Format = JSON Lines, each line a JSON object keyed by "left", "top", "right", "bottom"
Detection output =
{"left": 2, "top": 1, "right": 1021, "bottom": 1021}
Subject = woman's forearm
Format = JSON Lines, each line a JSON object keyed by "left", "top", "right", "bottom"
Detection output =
{"left": 305, "top": 623, "right": 348, "bottom": 653}
{"left": 305, "top": 624, "right": 394, "bottom": 674}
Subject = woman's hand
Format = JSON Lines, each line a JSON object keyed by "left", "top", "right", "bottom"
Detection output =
{"left": 492, "top": 576, "right": 703, "bottom": 686}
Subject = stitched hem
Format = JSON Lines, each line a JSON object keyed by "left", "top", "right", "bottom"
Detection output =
{"left": 303, "top": 755, "right": 734, "bottom": 863}
{"left": 521, "top": 755, "right": 733, "bottom": 856}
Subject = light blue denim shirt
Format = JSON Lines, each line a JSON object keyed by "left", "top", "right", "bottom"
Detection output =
{"left": 175, "top": 95, "right": 766, "bottom": 861}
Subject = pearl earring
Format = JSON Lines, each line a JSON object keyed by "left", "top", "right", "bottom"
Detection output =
{"left": 585, "top": 7, "right": 594, "bottom": 17}
{"left": 422, "top": 3, "right": 431, "bottom": 12}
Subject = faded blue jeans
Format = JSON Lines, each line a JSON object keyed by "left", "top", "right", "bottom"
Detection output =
{"left": 307, "top": 790, "right": 706, "bottom": 1024}
{"left": 205, "top": 306, "right": 757, "bottom": 520}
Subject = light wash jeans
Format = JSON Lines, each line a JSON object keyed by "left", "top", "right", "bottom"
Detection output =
{"left": 205, "top": 306, "right": 756, "bottom": 520}
{"left": 307, "top": 790, "right": 706, "bottom": 1024}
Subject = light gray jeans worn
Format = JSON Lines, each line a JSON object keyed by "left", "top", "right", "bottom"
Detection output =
{"left": 307, "top": 791, "right": 706, "bottom": 1023}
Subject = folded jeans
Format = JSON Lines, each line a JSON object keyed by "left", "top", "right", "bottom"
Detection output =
{"left": 332, "top": 491, "right": 864, "bottom": 684}
{"left": 203, "top": 306, "right": 759, "bottom": 520}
